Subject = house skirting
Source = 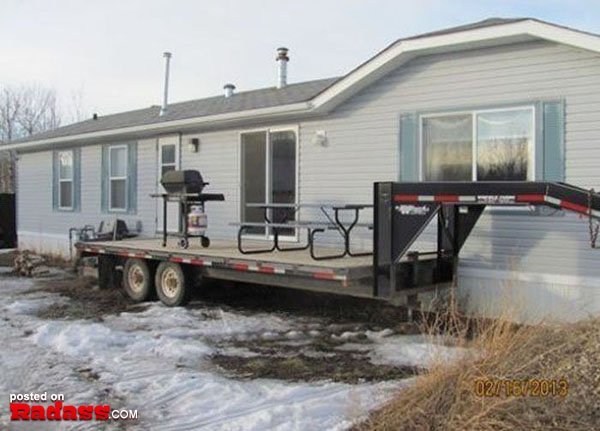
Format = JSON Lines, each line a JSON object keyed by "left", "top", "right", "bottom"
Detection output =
{"left": 457, "top": 267, "right": 600, "bottom": 323}
{"left": 18, "top": 231, "right": 71, "bottom": 257}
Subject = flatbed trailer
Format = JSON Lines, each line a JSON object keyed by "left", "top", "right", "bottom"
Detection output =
{"left": 76, "top": 181, "right": 600, "bottom": 307}
{"left": 78, "top": 238, "right": 376, "bottom": 299}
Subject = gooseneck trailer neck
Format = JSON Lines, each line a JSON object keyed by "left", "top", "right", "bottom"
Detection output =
{"left": 373, "top": 181, "right": 600, "bottom": 301}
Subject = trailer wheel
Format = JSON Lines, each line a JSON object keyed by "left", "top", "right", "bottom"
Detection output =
{"left": 155, "top": 262, "right": 189, "bottom": 306}
{"left": 123, "top": 259, "right": 153, "bottom": 302}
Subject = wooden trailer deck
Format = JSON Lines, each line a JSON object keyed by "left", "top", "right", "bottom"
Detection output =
{"left": 77, "top": 237, "right": 375, "bottom": 298}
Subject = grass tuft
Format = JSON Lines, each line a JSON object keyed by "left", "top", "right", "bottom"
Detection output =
{"left": 355, "top": 291, "right": 600, "bottom": 431}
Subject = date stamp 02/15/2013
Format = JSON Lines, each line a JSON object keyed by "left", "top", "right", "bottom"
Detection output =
{"left": 474, "top": 378, "right": 569, "bottom": 398}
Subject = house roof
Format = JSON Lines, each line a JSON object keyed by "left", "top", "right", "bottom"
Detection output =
{"left": 402, "top": 17, "right": 529, "bottom": 40}
{"left": 6, "top": 17, "right": 600, "bottom": 152}
{"left": 11, "top": 77, "right": 339, "bottom": 144}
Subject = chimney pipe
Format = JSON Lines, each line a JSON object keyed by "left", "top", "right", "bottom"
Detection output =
{"left": 276, "top": 47, "right": 289, "bottom": 89}
{"left": 160, "top": 51, "right": 172, "bottom": 116}
{"left": 223, "top": 83, "right": 235, "bottom": 98}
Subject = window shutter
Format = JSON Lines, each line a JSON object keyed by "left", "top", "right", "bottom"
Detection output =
{"left": 52, "top": 151, "right": 58, "bottom": 210}
{"left": 101, "top": 145, "right": 108, "bottom": 213}
{"left": 542, "top": 100, "right": 565, "bottom": 182}
{"left": 399, "top": 113, "right": 419, "bottom": 181}
{"left": 127, "top": 142, "right": 138, "bottom": 214}
{"left": 73, "top": 148, "right": 81, "bottom": 212}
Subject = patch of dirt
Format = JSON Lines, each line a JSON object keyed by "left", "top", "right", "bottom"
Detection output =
{"left": 210, "top": 322, "right": 422, "bottom": 383}
{"left": 212, "top": 353, "right": 419, "bottom": 384}
{"left": 77, "top": 367, "right": 100, "bottom": 381}
{"left": 33, "top": 275, "right": 149, "bottom": 320}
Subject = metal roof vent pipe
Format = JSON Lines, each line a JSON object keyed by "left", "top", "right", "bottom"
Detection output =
{"left": 160, "top": 51, "right": 172, "bottom": 116}
{"left": 276, "top": 47, "right": 289, "bottom": 89}
{"left": 223, "top": 83, "right": 235, "bottom": 98}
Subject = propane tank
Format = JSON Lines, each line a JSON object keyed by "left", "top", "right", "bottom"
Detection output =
{"left": 187, "top": 205, "right": 207, "bottom": 236}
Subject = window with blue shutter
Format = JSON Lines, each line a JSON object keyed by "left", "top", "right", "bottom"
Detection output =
{"left": 52, "top": 149, "right": 80, "bottom": 212}
{"left": 541, "top": 100, "right": 565, "bottom": 182}
{"left": 401, "top": 102, "right": 565, "bottom": 183}
{"left": 101, "top": 142, "right": 137, "bottom": 214}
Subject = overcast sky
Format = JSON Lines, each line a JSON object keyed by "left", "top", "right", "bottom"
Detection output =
{"left": 1, "top": 0, "right": 599, "bottom": 121}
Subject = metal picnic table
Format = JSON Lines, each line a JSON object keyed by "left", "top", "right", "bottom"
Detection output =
{"left": 232, "top": 202, "right": 373, "bottom": 260}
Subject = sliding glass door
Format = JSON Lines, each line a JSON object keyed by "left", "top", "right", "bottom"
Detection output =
{"left": 241, "top": 128, "right": 297, "bottom": 238}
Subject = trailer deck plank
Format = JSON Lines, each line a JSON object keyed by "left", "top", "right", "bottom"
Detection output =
{"left": 84, "top": 238, "right": 373, "bottom": 269}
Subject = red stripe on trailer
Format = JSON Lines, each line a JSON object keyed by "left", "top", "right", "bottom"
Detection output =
{"left": 259, "top": 266, "right": 276, "bottom": 274}
{"left": 232, "top": 263, "right": 249, "bottom": 271}
{"left": 434, "top": 194, "right": 459, "bottom": 202}
{"left": 190, "top": 258, "right": 206, "bottom": 266}
{"left": 170, "top": 257, "right": 185, "bottom": 263}
{"left": 560, "top": 200, "right": 589, "bottom": 215}
{"left": 393, "top": 194, "right": 419, "bottom": 202}
{"left": 516, "top": 194, "right": 545, "bottom": 203}
{"left": 313, "top": 272, "right": 336, "bottom": 280}
{"left": 117, "top": 251, "right": 130, "bottom": 258}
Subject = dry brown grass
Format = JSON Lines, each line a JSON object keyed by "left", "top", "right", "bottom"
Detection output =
{"left": 357, "top": 296, "right": 600, "bottom": 431}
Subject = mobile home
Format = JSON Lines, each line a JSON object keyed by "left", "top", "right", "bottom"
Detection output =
{"left": 6, "top": 18, "right": 600, "bottom": 321}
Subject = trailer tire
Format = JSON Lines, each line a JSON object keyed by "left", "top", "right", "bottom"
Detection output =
{"left": 123, "top": 259, "right": 153, "bottom": 302}
{"left": 155, "top": 262, "right": 189, "bottom": 307}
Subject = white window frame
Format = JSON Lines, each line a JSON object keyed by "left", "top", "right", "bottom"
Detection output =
{"left": 57, "top": 150, "right": 74, "bottom": 210}
{"left": 159, "top": 143, "right": 178, "bottom": 176}
{"left": 108, "top": 144, "right": 128, "bottom": 212}
{"left": 238, "top": 125, "right": 300, "bottom": 242}
{"left": 418, "top": 105, "right": 536, "bottom": 181}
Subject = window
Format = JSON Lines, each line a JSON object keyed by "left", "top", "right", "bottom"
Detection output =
{"left": 160, "top": 144, "right": 177, "bottom": 177}
{"left": 240, "top": 128, "right": 297, "bottom": 237}
{"left": 421, "top": 107, "right": 534, "bottom": 181}
{"left": 53, "top": 149, "right": 80, "bottom": 212}
{"left": 109, "top": 145, "right": 128, "bottom": 211}
{"left": 101, "top": 142, "right": 137, "bottom": 214}
{"left": 58, "top": 151, "right": 74, "bottom": 209}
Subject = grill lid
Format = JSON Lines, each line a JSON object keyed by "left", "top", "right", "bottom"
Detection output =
{"left": 160, "top": 170, "right": 207, "bottom": 194}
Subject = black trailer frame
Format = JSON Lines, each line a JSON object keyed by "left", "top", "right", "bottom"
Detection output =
{"left": 77, "top": 180, "right": 600, "bottom": 307}
{"left": 374, "top": 181, "right": 600, "bottom": 301}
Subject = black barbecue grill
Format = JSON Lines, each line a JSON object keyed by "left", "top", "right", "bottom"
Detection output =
{"left": 151, "top": 170, "right": 225, "bottom": 249}
{"left": 161, "top": 170, "right": 207, "bottom": 194}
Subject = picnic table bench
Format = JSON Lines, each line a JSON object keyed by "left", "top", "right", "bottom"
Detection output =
{"left": 230, "top": 202, "right": 373, "bottom": 260}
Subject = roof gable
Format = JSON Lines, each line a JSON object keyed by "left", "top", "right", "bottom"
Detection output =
{"left": 310, "top": 18, "right": 600, "bottom": 112}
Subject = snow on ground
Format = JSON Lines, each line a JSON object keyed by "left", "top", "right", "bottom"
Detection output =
{"left": 0, "top": 273, "right": 462, "bottom": 430}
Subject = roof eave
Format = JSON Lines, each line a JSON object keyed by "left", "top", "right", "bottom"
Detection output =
{"left": 4, "top": 101, "right": 313, "bottom": 152}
